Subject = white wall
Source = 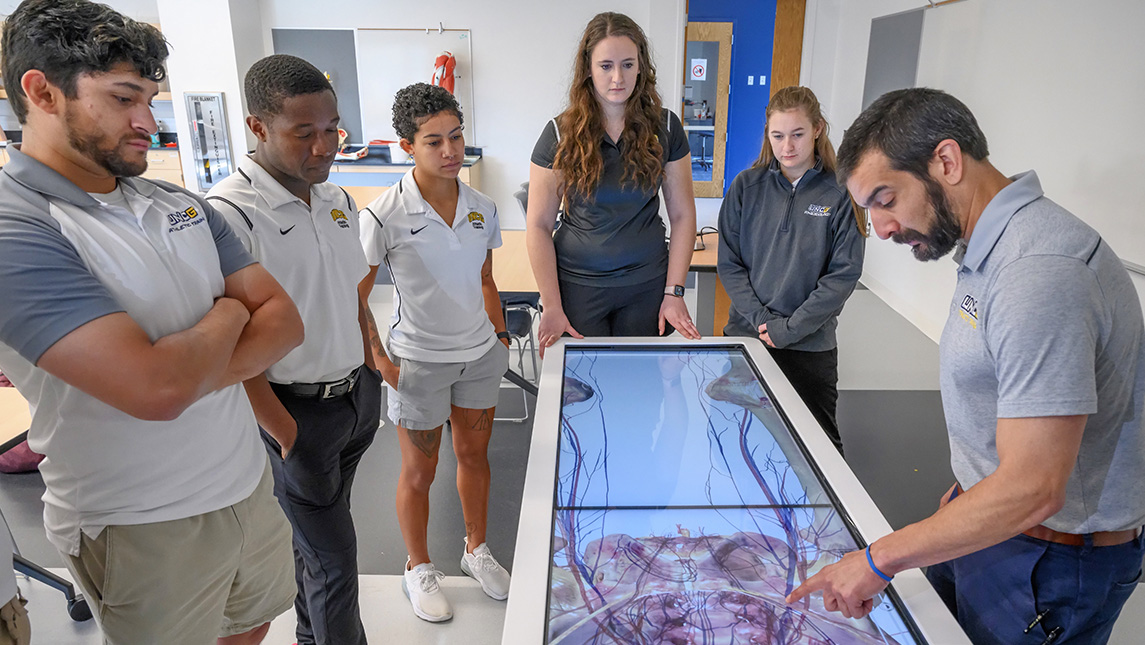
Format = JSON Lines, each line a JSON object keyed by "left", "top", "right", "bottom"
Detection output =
{"left": 801, "top": 0, "right": 955, "bottom": 341}
{"left": 802, "top": 0, "right": 1145, "bottom": 341}
{"left": 156, "top": 0, "right": 265, "bottom": 193}
{"left": 2, "top": 0, "right": 688, "bottom": 225}
{"left": 258, "top": 0, "right": 687, "bottom": 229}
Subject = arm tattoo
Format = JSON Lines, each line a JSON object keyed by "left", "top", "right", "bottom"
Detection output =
{"left": 407, "top": 427, "right": 441, "bottom": 458}
{"left": 363, "top": 303, "right": 387, "bottom": 359}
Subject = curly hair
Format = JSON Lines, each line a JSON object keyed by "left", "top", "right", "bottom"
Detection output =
{"left": 1, "top": 0, "right": 168, "bottom": 124}
{"left": 554, "top": 12, "right": 664, "bottom": 202}
{"left": 392, "top": 82, "right": 463, "bottom": 141}
{"left": 245, "top": 54, "right": 333, "bottom": 120}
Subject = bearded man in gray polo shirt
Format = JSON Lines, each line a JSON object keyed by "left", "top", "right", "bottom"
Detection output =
{"left": 787, "top": 88, "right": 1145, "bottom": 644}
{"left": 0, "top": 1, "right": 301, "bottom": 643}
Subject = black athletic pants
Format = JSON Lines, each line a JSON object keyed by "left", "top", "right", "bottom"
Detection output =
{"left": 264, "top": 367, "right": 382, "bottom": 645}
{"left": 764, "top": 345, "right": 842, "bottom": 455}
{"left": 559, "top": 275, "right": 674, "bottom": 337}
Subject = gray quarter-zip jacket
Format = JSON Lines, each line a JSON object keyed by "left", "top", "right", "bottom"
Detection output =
{"left": 717, "top": 158, "right": 864, "bottom": 351}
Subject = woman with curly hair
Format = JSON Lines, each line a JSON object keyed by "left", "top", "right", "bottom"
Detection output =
{"left": 527, "top": 12, "right": 700, "bottom": 352}
{"left": 357, "top": 83, "right": 511, "bottom": 623}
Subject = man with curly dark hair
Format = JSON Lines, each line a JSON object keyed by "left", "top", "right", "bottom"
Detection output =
{"left": 207, "top": 54, "right": 381, "bottom": 645}
{"left": 0, "top": 1, "right": 302, "bottom": 644}
{"left": 359, "top": 82, "right": 512, "bottom": 623}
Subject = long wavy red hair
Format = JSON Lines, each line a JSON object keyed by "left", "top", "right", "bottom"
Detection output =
{"left": 553, "top": 12, "right": 664, "bottom": 202}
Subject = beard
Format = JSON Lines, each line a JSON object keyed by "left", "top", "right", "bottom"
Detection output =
{"left": 65, "top": 108, "right": 150, "bottom": 177}
{"left": 892, "top": 176, "right": 962, "bottom": 261}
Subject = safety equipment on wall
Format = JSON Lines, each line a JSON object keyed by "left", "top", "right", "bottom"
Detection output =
{"left": 432, "top": 51, "right": 456, "bottom": 95}
{"left": 335, "top": 127, "right": 369, "bottom": 161}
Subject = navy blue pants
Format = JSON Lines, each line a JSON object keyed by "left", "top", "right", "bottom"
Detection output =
{"left": 265, "top": 367, "right": 382, "bottom": 645}
{"left": 926, "top": 527, "right": 1143, "bottom": 644}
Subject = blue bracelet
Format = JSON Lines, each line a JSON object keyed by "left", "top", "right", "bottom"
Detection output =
{"left": 866, "top": 545, "right": 894, "bottom": 583}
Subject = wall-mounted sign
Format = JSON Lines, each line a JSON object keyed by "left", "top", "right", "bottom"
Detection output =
{"left": 690, "top": 58, "right": 708, "bottom": 81}
{"left": 184, "top": 92, "right": 234, "bottom": 192}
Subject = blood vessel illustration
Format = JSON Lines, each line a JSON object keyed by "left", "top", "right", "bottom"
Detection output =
{"left": 548, "top": 348, "right": 921, "bottom": 644}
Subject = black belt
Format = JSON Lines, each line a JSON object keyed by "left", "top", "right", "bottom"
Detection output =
{"left": 273, "top": 367, "right": 361, "bottom": 400}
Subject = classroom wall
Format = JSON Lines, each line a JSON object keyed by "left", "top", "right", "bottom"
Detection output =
{"left": 156, "top": 0, "right": 264, "bottom": 191}
{"left": 802, "top": 0, "right": 1145, "bottom": 341}
{"left": 258, "top": 0, "right": 688, "bottom": 228}
{"left": 0, "top": 0, "right": 688, "bottom": 228}
{"left": 802, "top": 0, "right": 956, "bottom": 341}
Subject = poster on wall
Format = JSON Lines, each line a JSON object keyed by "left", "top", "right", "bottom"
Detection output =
{"left": 690, "top": 58, "right": 708, "bottom": 81}
{"left": 183, "top": 92, "right": 234, "bottom": 192}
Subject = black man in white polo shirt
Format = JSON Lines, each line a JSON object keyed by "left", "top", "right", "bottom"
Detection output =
{"left": 207, "top": 55, "right": 382, "bottom": 645}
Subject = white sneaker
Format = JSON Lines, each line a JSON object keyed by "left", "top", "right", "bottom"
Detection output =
{"left": 402, "top": 558, "right": 453, "bottom": 622}
{"left": 460, "top": 538, "right": 511, "bottom": 600}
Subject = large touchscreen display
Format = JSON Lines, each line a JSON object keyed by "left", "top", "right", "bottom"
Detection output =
{"left": 547, "top": 347, "right": 923, "bottom": 644}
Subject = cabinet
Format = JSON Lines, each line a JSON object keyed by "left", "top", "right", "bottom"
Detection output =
{"left": 142, "top": 149, "right": 184, "bottom": 187}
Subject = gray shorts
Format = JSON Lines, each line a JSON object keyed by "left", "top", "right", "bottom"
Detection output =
{"left": 388, "top": 341, "right": 509, "bottom": 430}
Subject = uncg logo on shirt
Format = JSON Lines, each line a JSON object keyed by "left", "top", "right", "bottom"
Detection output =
{"left": 167, "top": 205, "right": 203, "bottom": 232}
{"left": 331, "top": 208, "right": 350, "bottom": 229}
{"left": 804, "top": 204, "right": 832, "bottom": 217}
{"left": 959, "top": 294, "right": 979, "bottom": 329}
{"left": 467, "top": 211, "right": 485, "bottom": 230}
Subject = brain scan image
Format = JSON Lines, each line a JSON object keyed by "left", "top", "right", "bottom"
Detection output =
{"left": 548, "top": 348, "right": 922, "bottom": 644}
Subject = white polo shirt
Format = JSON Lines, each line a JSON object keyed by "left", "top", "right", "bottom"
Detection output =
{"left": 208, "top": 156, "right": 369, "bottom": 384}
{"left": 359, "top": 169, "right": 501, "bottom": 363}
{"left": 0, "top": 147, "right": 265, "bottom": 556}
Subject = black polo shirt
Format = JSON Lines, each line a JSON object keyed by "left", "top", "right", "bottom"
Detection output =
{"left": 531, "top": 108, "right": 689, "bottom": 287}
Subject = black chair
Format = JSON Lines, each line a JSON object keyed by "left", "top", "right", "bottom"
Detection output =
{"left": 1, "top": 502, "right": 91, "bottom": 622}
{"left": 498, "top": 292, "right": 540, "bottom": 422}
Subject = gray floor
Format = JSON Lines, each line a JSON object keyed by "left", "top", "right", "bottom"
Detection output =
{"left": 3, "top": 286, "right": 1144, "bottom": 643}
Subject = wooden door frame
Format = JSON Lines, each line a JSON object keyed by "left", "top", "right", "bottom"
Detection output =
{"left": 682, "top": 21, "right": 732, "bottom": 198}
{"left": 712, "top": 0, "right": 807, "bottom": 336}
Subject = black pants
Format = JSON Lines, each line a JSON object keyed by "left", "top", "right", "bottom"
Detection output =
{"left": 265, "top": 367, "right": 382, "bottom": 645}
{"left": 559, "top": 275, "right": 673, "bottom": 337}
{"left": 765, "top": 345, "right": 842, "bottom": 455}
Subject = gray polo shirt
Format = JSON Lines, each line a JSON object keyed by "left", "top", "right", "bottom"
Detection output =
{"left": 0, "top": 147, "right": 265, "bottom": 555}
{"left": 939, "top": 171, "right": 1145, "bottom": 533}
{"left": 531, "top": 108, "right": 689, "bottom": 287}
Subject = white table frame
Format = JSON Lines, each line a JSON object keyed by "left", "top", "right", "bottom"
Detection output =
{"left": 502, "top": 336, "right": 969, "bottom": 644}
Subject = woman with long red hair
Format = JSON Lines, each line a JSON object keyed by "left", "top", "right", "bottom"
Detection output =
{"left": 527, "top": 12, "right": 700, "bottom": 351}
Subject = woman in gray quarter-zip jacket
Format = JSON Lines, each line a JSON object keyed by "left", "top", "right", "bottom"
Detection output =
{"left": 717, "top": 86, "right": 866, "bottom": 455}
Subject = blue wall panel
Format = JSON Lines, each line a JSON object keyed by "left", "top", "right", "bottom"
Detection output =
{"left": 687, "top": 0, "right": 779, "bottom": 194}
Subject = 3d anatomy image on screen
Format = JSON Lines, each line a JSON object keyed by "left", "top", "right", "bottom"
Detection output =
{"left": 546, "top": 347, "right": 922, "bottom": 644}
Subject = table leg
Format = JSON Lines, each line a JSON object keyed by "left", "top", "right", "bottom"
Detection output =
{"left": 695, "top": 271, "right": 717, "bottom": 336}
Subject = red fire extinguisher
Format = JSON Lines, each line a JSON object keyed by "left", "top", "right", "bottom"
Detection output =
{"left": 432, "top": 51, "right": 456, "bottom": 95}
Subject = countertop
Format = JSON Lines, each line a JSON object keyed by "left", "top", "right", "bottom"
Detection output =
{"left": 332, "top": 147, "right": 480, "bottom": 169}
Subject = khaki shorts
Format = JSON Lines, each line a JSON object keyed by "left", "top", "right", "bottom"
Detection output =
{"left": 0, "top": 595, "right": 29, "bottom": 645}
{"left": 62, "top": 458, "right": 294, "bottom": 644}
{"left": 389, "top": 341, "right": 509, "bottom": 430}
